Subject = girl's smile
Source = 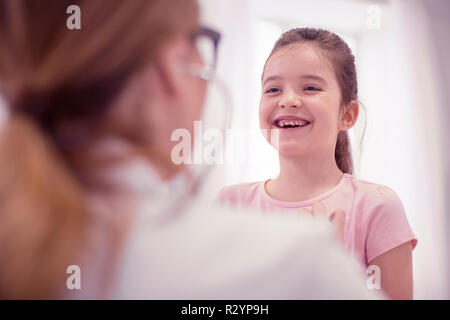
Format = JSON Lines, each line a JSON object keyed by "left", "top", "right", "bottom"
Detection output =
{"left": 272, "top": 115, "right": 312, "bottom": 129}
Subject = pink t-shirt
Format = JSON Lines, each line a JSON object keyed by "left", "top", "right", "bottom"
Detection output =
{"left": 217, "top": 174, "right": 417, "bottom": 267}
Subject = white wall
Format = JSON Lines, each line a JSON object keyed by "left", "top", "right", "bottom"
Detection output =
{"left": 423, "top": 0, "right": 450, "bottom": 299}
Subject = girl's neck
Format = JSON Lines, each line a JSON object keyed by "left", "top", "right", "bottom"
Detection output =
{"left": 265, "top": 152, "right": 345, "bottom": 202}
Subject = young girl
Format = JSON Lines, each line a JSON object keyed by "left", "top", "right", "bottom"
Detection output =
{"left": 218, "top": 28, "right": 417, "bottom": 299}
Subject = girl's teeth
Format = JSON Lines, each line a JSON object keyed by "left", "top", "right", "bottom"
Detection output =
{"left": 276, "top": 119, "right": 309, "bottom": 127}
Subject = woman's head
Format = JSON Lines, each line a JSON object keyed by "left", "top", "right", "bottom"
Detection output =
{"left": 1, "top": 0, "right": 206, "bottom": 174}
{"left": 0, "top": 0, "right": 204, "bottom": 298}
{"left": 259, "top": 28, "right": 359, "bottom": 174}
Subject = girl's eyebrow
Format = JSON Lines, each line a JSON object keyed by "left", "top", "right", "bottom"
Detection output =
{"left": 262, "top": 75, "right": 283, "bottom": 86}
{"left": 263, "top": 74, "right": 327, "bottom": 86}
{"left": 300, "top": 74, "right": 327, "bottom": 84}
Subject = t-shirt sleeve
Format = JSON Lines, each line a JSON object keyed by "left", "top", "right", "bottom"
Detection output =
{"left": 215, "top": 186, "right": 234, "bottom": 205}
{"left": 363, "top": 186, "right": 418, "bottom": 264}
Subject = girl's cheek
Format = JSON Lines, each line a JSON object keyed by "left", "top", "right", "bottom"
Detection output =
{"left": 260, "top": 113, "right": 270, "bottom": 129}
{"left": 259, "top": 102, "right": 271, "bottom": 127}
{"left": 258, "top": 109, "right": 265, "bottom": 129}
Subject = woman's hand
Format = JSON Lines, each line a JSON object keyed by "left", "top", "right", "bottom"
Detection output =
{"left": 299, "top": 202, "right": 346, "bottom": 245}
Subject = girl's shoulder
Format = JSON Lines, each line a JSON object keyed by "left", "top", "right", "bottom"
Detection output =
{"left": 347, "top": 175, "right": 398, "bottom": 199}
{"left": 344, "top": 175, "right": 404, "bottom": 212}
{"left": 216, "top": 180, "right": 264, "bottom": 205}
{"left": 344, "top": 176, "right": 417, "bottom": 262}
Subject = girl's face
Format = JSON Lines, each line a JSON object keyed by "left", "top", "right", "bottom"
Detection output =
{"left": 260, "top": 43, "right": 345, "bottom": 158}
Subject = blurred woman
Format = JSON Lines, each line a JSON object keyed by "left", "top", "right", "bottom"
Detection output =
{"left": 0, "top": 0, "right": 378, "bottom": 299}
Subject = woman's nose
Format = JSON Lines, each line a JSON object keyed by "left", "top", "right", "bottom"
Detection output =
{"left": 278, "top": 91, "right": 301, "bottom": 109}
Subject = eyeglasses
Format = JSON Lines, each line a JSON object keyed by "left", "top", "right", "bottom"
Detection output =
{"left": 187, "top": 26, "right": 221, "bottom": 81}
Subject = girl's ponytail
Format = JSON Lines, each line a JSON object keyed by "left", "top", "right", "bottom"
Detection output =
{"left": 335, "top": 131, "right": 353, "bottom": 174}
{"left": 0, "top": 114, "right": 87, "bottom": 299}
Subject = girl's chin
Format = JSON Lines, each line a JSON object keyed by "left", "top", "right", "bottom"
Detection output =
{"left": 270, "top": 142, "right": 310, "bottom": 156}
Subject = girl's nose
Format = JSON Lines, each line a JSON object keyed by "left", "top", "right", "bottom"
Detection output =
{"left": 278, "top": 91, "right": 301, "bottom": 109}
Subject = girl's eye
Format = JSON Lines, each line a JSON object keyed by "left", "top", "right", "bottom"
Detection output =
{"left": 265, "top": 88, "right": 280, "bottom": 94}
{"left": 304, "top": 86, "right": 321, "bottom": 91}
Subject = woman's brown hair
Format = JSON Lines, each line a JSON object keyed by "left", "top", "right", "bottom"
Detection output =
{"left": 264, "top": 27, "right": 358, "bottom": 174}
{"left": 0, "top": 0, "right": 198, "bottom": 298}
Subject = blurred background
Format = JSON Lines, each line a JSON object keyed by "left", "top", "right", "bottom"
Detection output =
{"left": 198, "top": 0, "right": 450, "bottom": 299}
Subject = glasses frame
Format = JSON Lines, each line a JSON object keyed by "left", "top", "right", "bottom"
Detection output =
{"left": 188, "top": 26, "right": 221, "bottom": 81}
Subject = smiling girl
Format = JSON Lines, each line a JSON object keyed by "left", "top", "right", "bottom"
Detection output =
{"left": 218, "top": 28, "right": 417, "bottom": 299}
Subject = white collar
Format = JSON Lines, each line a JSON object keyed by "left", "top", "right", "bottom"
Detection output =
{"left": 90, "top": 136, "right": 195, "bottom": 220}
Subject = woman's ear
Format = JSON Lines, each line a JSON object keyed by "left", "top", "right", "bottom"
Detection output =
{"left": 152, "top": 46, "right": 180, "bottom": 98}
{"left": 151, "top": 35, "right": 193, "bottom": 100}
{"left": 339, "top": 100, "right": 359, "bottom": 131}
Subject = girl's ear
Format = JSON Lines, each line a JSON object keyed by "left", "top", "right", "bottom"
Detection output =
{"left": 339, "top": 100, "right": 359, "bottom": 131}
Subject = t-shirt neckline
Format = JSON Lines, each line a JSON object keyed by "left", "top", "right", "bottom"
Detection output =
{"left": 259, "top": 173, "right": 351, "bottom": 208}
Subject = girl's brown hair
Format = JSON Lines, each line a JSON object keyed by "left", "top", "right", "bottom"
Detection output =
{"left": 0, "top": 0, "right": 198, "bottom": 298}
{"left": 265, "top": 27, "right": 358, "bottom": 174}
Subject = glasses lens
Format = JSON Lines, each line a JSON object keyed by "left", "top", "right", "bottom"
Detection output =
{"left": 195, "top": 34, "right": 216, "bottom": 71}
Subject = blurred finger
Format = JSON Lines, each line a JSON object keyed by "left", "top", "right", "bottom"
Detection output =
{"left": 330, "top": 209, "right": 346, "bottom": 244}
{"left": 298, "top": 207, "right": 312, "bottom": 216}
{"left": 311, "top": 202, "right": 326, "bottom": 218}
